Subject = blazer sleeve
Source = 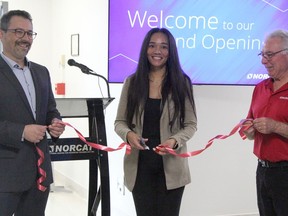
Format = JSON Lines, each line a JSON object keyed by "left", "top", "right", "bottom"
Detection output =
{"left": 114, "top": 78, "right": 133, "bottom": 142}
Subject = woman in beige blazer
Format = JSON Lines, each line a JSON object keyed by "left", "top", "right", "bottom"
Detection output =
{"left": 115, "top": 28, "right": 197, "bottom": 216}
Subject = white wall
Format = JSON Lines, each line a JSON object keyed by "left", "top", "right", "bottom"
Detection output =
{"left": 6, "top": 0, "right": 259, "bottom": 215}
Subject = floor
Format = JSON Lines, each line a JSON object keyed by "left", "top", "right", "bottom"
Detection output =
{"left": 45, "top": 185, "right": 259, "bottom": 216}
{"left": 45, "top": 190, "right": 260, "bottom": 216}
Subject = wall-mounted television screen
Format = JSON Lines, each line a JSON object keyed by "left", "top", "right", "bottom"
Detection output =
{"left": 108, "top": 0, "right": 288, "bottom": 85}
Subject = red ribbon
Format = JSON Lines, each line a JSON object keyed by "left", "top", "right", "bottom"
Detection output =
{"left": 34, "top": 119, "right": 252, "bottom": 191}
{"left": 35, "top": 144, "right": 47, "bottom": 192}
{"left": 34, "top": 122, "right": 131, "bottom": 192}
{"left": 60, "top": 119, "right": 251, "bottom": 158}
{"left": 155, "top": 119, "right": 252, "bottom": 157}
{"left": 63, "top": 122, "right": 131, "bottom": 155}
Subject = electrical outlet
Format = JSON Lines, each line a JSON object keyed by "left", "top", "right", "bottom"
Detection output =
{"left": 60, "top": 54, "right": 66, "bottom": 68}
{"left": 117, "top": 177, "right": 125, "bottom": 196}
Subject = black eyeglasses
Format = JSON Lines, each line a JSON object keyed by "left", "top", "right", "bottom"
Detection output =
{"left": 5, "top": 28, "right": 37, "bottom": 39}
{"left": 258, "top": 48, "right": 288, "bottom": 60}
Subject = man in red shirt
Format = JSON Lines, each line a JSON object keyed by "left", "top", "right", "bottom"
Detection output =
{"left": 243, "top": 29, "right": 288, "bottom": 215}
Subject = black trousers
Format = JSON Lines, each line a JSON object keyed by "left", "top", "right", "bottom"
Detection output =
{"left": 257, "top": 163, "right": 288, "bottom": 216}
{"left": 0, "top": 183, "right": 50, "bottom": 216}
{"left": 132, "top": 148, "right": 184, "bottom": 216}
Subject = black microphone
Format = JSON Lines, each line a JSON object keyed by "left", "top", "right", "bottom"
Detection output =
{"left": 67, "top": 59, "right": 111, "bottom": 98}
{"left": 67, "top": 59, "right": 91, "bottom": 74}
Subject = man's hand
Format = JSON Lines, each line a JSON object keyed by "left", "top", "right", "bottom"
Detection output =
{"left": 23, "top": 124, "right": 47, "bottom": 143}
{"left": 48, "top": 118, "right": 65, "bottom": 138}
{"left": 242, "top": 119, "right": 255, "bottom": 140}
{"left": 253, "top": 117, "right": 277, "bottom": 134}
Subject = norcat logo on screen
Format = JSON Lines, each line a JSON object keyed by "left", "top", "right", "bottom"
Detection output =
{"left": 246, "top": 73, "right": 269, "bottom": 80}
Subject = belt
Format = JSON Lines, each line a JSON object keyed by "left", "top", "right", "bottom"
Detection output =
{"left": 258, "top": 159, "right": 288, "bottom": 168}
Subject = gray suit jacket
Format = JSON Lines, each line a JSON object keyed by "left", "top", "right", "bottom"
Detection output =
{"left": 0, "top": 56, "right": 61, "bottom": 192}
{"left": 115, "top": 77, "right": 197, "bottom": 191}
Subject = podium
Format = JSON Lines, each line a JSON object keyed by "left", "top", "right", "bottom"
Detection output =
{"left": 49, "top": 98, "right": 114, "bottom": 216}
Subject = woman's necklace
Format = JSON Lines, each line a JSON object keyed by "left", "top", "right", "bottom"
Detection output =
{"left": 149, "top": 78, "right": 163, "bottom": 85}
{"left": 149, "top": 73, "right": 166, "bottom": 85}
{"left": 149, "top": 74, "right": 164, "bottom": 99}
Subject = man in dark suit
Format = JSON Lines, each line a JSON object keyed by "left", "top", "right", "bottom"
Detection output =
{"left": 0, "top": 10, "right": 65, "bottom": 215}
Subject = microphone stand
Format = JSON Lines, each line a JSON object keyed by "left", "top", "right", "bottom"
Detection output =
{"left": 81, "top": 68, "right": 111, "bottom": 99}
{"left": 79, "top": 66, "right": 113, "bottom": 215}
{"left": 67, "top": 60, "right": 113, "bottom": 215}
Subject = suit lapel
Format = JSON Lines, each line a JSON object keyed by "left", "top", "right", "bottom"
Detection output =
{"left": 0, "top": 56, "right": 35, "bottom": 120}
{"left": 30, "top": 65, "right": 41, "bottom": 122}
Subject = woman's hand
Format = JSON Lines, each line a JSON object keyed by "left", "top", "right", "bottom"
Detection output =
{"left": 127, "top": 131, "right": 148, "bottom": 150}
{"left": 154, "top": 138, "right": 177, "bottom": 155}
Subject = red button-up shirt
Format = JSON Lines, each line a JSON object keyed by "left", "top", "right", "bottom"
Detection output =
{"left": 247, "top": 78, "right": 288, "bottom": 162}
